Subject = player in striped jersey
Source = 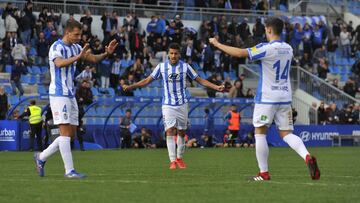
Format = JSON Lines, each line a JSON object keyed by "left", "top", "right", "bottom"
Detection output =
{"left": 209, "top": 17, "right": 320, "bottom": 181}
{"left": 123, "top": 43, "right": 225, "bottom": 169}
{"left": 34, "top": 20, "right": 118, "bottom": 178}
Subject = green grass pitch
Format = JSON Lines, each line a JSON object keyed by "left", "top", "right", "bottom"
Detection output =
{"left": 0, "top": 147, "right": 359, "bottom": 203}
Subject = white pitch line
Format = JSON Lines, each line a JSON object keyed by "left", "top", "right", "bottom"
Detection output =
{"left": 1, "top": 178, "right": 359, "bottom": 188}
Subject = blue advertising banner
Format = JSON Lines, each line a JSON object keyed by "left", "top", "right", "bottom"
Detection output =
{"left": 264, "top": 125, "right": 360, "bottom": 147}
{"left": 0, "top": 121, "right": 20, "bottom": 151}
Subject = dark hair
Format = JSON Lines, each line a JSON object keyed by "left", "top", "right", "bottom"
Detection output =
{"left": 65, "top": 20, "right": 82, "bottom": 32}
{"left": 30, "top": 100, "right": 36, "bottom": 105}
{"left": 264, "top": 17, "right": 284, "bottom": 36}
{"left": 204, "top": 108, "right": 210, "bottom": 114}
{"left": 168, "top": 42, "right": 181, "bottom": 51}
{"left": 126, "top": 109, "right": 132, "bottom": 113}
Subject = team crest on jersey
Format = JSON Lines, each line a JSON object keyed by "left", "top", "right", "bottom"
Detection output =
{"left": 251, "top": 47, "right": 259, "bottom": 54}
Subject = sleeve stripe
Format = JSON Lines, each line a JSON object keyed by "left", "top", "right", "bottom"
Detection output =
{"left": 251, "top": 51, "right": 266, "bottom": 60}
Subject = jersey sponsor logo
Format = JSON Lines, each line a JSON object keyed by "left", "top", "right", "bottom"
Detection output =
{"left": 63, "top": 113, "right": 68, "bottom": 120}
{"left": 251, "top": 46, "right": 259, "bottom": 54}
{"left": 168, "top": 73, "right": 180, "bottom": 82}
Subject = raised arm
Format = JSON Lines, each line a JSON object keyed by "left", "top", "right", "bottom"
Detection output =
{"left": 84, "top": 39, "right": 118, "bottom": 63}
{"left": 54, "top": 44, "right": 91, "bottom": 68}
{"left": 209, "top": 38, "right": 249, "bottom": 58}
{"left": 123, "top": 76, "right": 154, "bottom": 92}
{"left": 195, "top": 77, "right": 224, "bottom": 92}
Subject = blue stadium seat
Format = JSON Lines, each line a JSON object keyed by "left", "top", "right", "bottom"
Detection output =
{"left": 9, "top": 95, "right": 19, "bottom": 105}
{"left": 134, "top": 89, "right": 142, "bottom": 97}
{"left": 95, "top": 118, "right": 106, "bottom": 125}
{"left": 27, "top": 66, "right": 33, "bottom": 74}
{"left": 38, "top": 85, "right": 48, "bottom": 95}
{"left": 31, "top": 66, "right": 41, "bottom": 75}
{"left": 107, "top": 88, "right": 115, "bottom": 96}
{"left": 40, "top": 66, "right": 49, "bottom": 74}
{"left": 198, "top": 71, "right": 206, "bottom": 78}
{"left": 20, "top": 75, "right": 31, "bottom": 84}
{"left": 86, "top": 108, "right": 97, "bottom": 116}
{"left": 91, "top": 87, "right": 99, "bottom": 96}
{"left": 4, "top": 86, "right": 12, "bottom": 94}
{"left": 5, "top": 65, "right": 12, "bottom": 73}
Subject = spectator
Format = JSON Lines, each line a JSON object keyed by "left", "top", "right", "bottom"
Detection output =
{"left": 343, "top": 78, "right": 358, "bottom": 98}
{"left": 18, "top": 10, "right": 32, "bottom": 46}
{"left": 291, "top": 23, "right": 304, "bottom": 57}
{"left": 173, "top": 14, "right": 184, "bottom": 30}
{"left": 80, "top": 10, "right": 93, "bottom": 34}
{"left": 292, "top": 107, "right": 298, "bottom": 123}
{"left": 327, "top": 37, "right": 338, "bottom": 66}
{"left": 201, "top": 108, "right": 214, "bottom": 147}
{"left": 111, "top": 11, "right": 118, "bottom": 30}
{"left": 237, "top": 18, "right": 251, "bottom": 42}
{"left": 339, "top": 104, "right": 356, "bottom": 124}
{"left": 99, "top": 57, "right": 111, "bottom": 88}
{"left": 317, "top": 59, "right": 329, "bottom": 79}
{"left": 299, "top": 53, "right": 312, "bottom": 70}
{"left": 128, "top": 28, "right": 143, "bottom": 59}
{"left": 317, "top": 101, "right": 327, "bottom": 125}
{"left": 36, "top": 32, "right": 49, "bottom": 66}
{"left": 4, "top": 10, "right": 18, "bottom": 34}
{"left": 146, "top": 16, "right": 164, "bottom": 37}
{"left": 302, "top": 23, "right": 313, "bottom": 55}
{"left": 312, "top": 44, "right": 327, "bottom": 73}
{"left": 76, "top": 80, "right": 93, "bottom": 106}
{"left": 123, "top": 12, "right": 139, "bottom": 31}
{"left": 101, "top": 11, "right": 113, "bottom": 41}
{"left": 110, "top": 56, "right": 121, "bottom": 88}
{"left": 253, "top": 18, "right": 266, "bottom": 44}
{"left": 332, "top": 78, "right": 340, "bottom": 89}
{"left": 339, "top": 26, "right": 351, "bottom": 59}
{"left": 131, "top": 57, "right": 144, "bottom": 82}
{"left": 38, "top": 7, "right": 49, "bottom": 24}
{"left": 76, "top": 65, "right": 93, "bottom": 84}
{"left": 0, "top": 87, "right": 8, "bottom": 120}
{"left": 327, "top": 103, "right": 340, "bottom": 124}
{"left": 309, "top": 102, "right": 317, "bottom": 124}
{"left": 245, "top": 88, "right": 254, "bottom": 98}
{"left": 228, "top": 80, "right": 244, "bottom": 98}
{"left": 228, "top": 17, "right": 238, "bottom": 36}
{"left": 312, "top": 24, "right": 324, "bottom": 51}
{"left": 132, "top": 127, "right": 154, "bottom": 148}
{"left": 43, "top": 21, "right": 55, "bottom": 40}
{"left": 119, "top": 109, "right": 134, "bottom": 149}
{"left": 332, "top": 19, "right": 342, "bottom": 38}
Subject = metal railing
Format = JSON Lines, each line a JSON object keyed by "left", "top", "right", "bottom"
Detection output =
{"left": 297, "top": 66, "right": 359, "bottom": 107}
{"left": 2, "top": 0, "right": 321, "bottom": 22}
{"left": 290, "top": 0, "right": 342, "bottom": 22}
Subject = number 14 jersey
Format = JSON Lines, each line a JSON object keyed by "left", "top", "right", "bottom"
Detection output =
{"left": 247, "top": 40, "right": 293, "bottom": 104}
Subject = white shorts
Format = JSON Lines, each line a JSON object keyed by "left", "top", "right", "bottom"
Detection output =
{"left": 162, "top": 103, "right": 189, "bottom": 131}
{"left": 49, "top": 96, "right": 79, "bottom": 126}
{"left": 253, "top": 104, "right": 294, "bottom": 131}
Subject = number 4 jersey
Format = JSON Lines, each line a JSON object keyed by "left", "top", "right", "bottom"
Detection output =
{"left": 247, "top": 40, "right": 293, "bottom": 104}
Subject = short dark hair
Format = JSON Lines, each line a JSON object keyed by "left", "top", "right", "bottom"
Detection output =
{"left": 265, "top": 17, "right": 284, "bottom": 36}
{"left": 204, "top": 108, "right": 210, "bottom": 114}
{"left": 65, "top": 20, "right": 82, "bottom": 32}
{"left": 30, "top": 100, "right": 36, "bottom": 105}
{"left": 168, "top": 42, "right": 181, "bottom": 51}
{"left": 126, "top": 109, "right": 132, "bottom": 113}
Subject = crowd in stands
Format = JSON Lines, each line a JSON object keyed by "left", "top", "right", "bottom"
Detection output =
{"left": 0, "top": 1, "right": 359, "bottom": 125}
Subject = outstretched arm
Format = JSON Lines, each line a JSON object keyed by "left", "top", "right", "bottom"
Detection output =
{"left": 195, "top": 77, "right": 224, "bottom": 92}
{"left": 84, "top": 39, "right": 118, "bottom": 63}
{"left": 209, "top": 38, "right": 249, "bottom": 58}
{"left": 123, "top": 76, "right": 154, "bottom": 92}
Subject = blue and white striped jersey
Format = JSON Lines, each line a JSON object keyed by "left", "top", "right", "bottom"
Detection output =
{"left": 150, "top": 60, "right": 198, "bottom": 106}
{"left": 48, "top": 40, "right": 82, "bottom": 97}
{"left": 247, "top": 40, "right": 293, "bottom": 104}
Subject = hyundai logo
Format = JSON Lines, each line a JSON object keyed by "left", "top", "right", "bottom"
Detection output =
{"left": 300, "top": 131, "right": 311, "bottom": 142}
